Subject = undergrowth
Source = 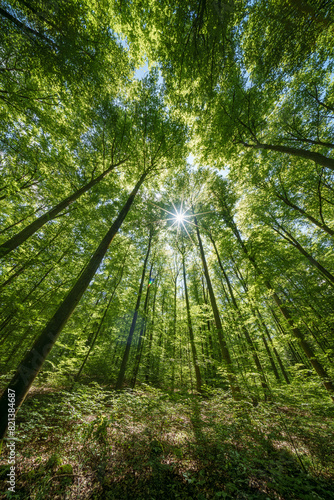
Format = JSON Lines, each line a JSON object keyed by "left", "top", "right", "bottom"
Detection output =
{"left": 0, "top": 382, "right": 334, "bottom": 499}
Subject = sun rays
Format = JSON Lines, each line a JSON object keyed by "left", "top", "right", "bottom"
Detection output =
{"left": 148, "top": 199, "right": 213, "bottom": 246}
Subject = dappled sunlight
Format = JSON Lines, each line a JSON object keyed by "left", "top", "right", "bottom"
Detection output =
{"left": 1, "top": 385, "right": 333, "bottom": 498}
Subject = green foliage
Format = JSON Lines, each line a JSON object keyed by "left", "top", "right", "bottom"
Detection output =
{"left": 1, "top": 1, "right": 334, "bottom": 498}
{"left": 1, "top": 386, "right": 334, "bottom": 499}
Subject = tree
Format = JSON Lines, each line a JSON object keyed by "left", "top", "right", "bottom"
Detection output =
{"left": 193, "top": 210, "right": 241, "bottom": 399}
{"left": 179, "top": 241, "right": 202, "bottom": 393}
{"left": 116, "top": 228, "right": 153, "bottom": 390}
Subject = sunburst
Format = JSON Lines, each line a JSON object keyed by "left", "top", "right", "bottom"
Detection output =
{"left": 148, "top": 199, "right": 213, "bottom": 246}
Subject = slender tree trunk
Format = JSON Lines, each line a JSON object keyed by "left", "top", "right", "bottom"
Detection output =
{"left": 171, "top": 275, "right": 177, "bottom": 391}
{"left": 182, "top": 256, "right": 202, "bottom": 392}
{"left": 271, "top": 222, "right": 334, "bottom": 286}
{"left": 0, "top": 279, "right": 70, "bottom": 369}
{"left": 0, "top": 247, "right": 71, "bottom": 340}
{"left": 0, "top": 225, "right": 67, "bottom": 290}
{"left": 131, "top": 264, "right": 154, "bottom": 388}
{"left": 253, "top": 308, "right": 286, "bottom": 383}
{"left": 210, "top": 235, "right": 269, "bottom": 397}
{"left": 115, "top": 229, "right": 153, "bottom": 390}
{"left": 145, "top": 278, "right": 158, "bottom": 382}
{"left": 0, "top": 171, "right": 147, "bottom": 439}
{"left": 0, "top": 159, "right": 126, "bottom": 258}
{"left": 0, "top": 265, "right": 56, "bottom": 337}
{"left": 193, "top": 215, "right": 241, "bottom": 398}
{"left": 201, "top": 277, "right": 218, "bottom": 365}
{"left": 260, "top": 333, "right": 281, "bottom": 381}
{"left": 0, "top": 204, "right": 46, "bottom": 235}
{"left": 243, "top": 141, "right": 334, "bottom": 171}
{"left": 230, "top": 258, "right": 291, "bottom": 385}
{"left": 274, "top": 191, "right": 334, "bottom": 237}
{"left": 233, "top": 225, "right": 334, "bottom": 398}
{"left": 0, "top": 7, "right": 54, "bottom": 42}
{"left": 145, "top": 275, "right": 159, "bottom": 383}
{"left": 155, "top": 292, "right": 166, "bottom": 385}
{"left": 74, "top": 253, "right": 127, "bottom": 384}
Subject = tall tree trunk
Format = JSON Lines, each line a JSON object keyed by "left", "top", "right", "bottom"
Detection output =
{"left": 271, "top": 221, "right": 334, "bottom": 286}
{"left": 0, "top": 204, "right": 46, "bottom": 235}
{"left": 231, "top": 222, "right": 334, "bottom": 398}
{"left": 74, "top": 252, "right": 128, "bottom": 384}
{"left": 145, "top": 275, "right": 159, "bottom": 383}
{"left": 273, "top": 191, "right": 334, "bottom": 237}
{"left": 243, "top": 141, "right": 334, "bottom": 171}
{"left": 155, "top": 291, "right": 166, "bottom": 385}
{"left": 182, "top": 255, "right": 202, "bottom": 393}
{"left": 115, "top": 229, "right": 153, "bottom": 390}
{"left": 171, "top": 274, "right": 177, "bottom": 391}
{"left": 0, "top": 247, "right": 70, "bottom": 340}
{"left": 0, "top": 171, "right": 147, "bottom": 439}
{"left": 0, "top": 225, "right": 67, "bottom": 290}
{"left": 0, "top": 159, "right": 126, "bottom": 258}
{"left": 253, "top": 308, "right": 286, "bottom": 383}
{"left": 193, "top": 215, "right": 241, "bottom": 398}
{"left": 131, "top": 264, "right": 154, "bottom": 388}
{"left": 209, "top": 235, "right": 270, "bottom": 398}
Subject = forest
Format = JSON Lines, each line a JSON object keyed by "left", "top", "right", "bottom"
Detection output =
{"left": 0, "top": 0, "right": 334, "bottom": 498}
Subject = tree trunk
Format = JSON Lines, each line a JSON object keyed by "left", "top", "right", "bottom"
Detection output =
{"left": 115, "top": 229, "right": 153, "bottom": 390}
{"left": 171, "top": 275, "right": 177, "bottom": 391}
{"left": 0, "top": 171, "right": 147, "bottom": 439}
{"left": 233, "top": 224, "right": 334, "bottom": 398}
{"left": 182, "top": 256, "right": 202, "bottom": 393}
{"left": 271, "top": 222, "right": 334, "bottom": 286}
{"left": 131, "top": 264, "right": 154, "bottom": 388}
{"left": 0, "top": 225, "right": 67, "bottom": 290}
{"left": 74, "top": 253, "right": 127, "bottom": 384}
{"left": 145, "top": 274, "right": 159, "bottom": 383}
{"left": 253, "top": 307, "right": 287, "bottom": 383}
{"left": 0, "top": 160, "right": 126, "bottom": 258}
{"left": 274, "top": 191, "right": 334, "bottom": 237}
{"left": 210, "top": 235, "right": 269, "bottom": 398}
{"left": 193, "top": 215, "right": 241, "bottom": 398}
{"left": 0, "top": 204, "right": 46, "bottom": 235}
{"left": 243, "top": 142, "right": 334, "bottom": 171}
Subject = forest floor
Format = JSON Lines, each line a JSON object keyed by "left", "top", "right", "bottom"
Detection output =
{"left": 0, "top": 383, "right": 334, "bottom": 500}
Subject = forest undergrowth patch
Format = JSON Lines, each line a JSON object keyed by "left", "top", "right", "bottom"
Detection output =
{"left": 0, "top": 383, "right": 333, "bottom": 500}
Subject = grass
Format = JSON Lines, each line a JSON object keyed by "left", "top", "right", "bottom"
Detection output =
{"left": 0, "top": 382, "right": 334, "bottom": 499}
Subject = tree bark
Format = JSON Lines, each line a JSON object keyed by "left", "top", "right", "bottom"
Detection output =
{"left": 253, "top": 307, "right": 288, "bottom": 383}
{"left": 210, "top": 235, "right": 269, "bottom": 398}
{"left": 234, "top": 224, "right": 334, "bottom": 398}
{"left": 74, "top": 253, "right": 127, "bottom": 384}
{"left": 131, "top": 264, "right": 154, "bottom": 388}
{"left": 271, "top": 221, "right": 334, "bottom": 286}
{"left": 145, "top": 275, "right": 159, "bottom": 383}
{"left": 273, "top": 191, "right": 334, "bottom": 237}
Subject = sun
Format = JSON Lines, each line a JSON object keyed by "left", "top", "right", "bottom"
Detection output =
{"left": 175, "top": 212, "right": 185, "bottom": 223}
{"left": 148, "top": 198, "right": 214, "bottom": 246}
